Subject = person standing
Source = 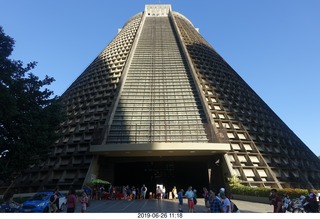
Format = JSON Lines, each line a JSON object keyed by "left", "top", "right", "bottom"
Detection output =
{"left": 269, "top": 189, "right": 282, "bottom": 213}
{"left": 108, "top": 184, "right": 113, "bottom": 199}
{"left": 126, "top": 185, "right": 132, "bottom": 201}
{"left": 282, "top": 193, "right": 290, "bottom": 213}
{"left": 209, "top": 190, "right": 221, "bottom": 213}
{"left": 306, "top": 189, "right": 318, "bottom": 212}
{"left": 132, "top": 187, "right": 137, "bottom": 200}
{"left": 141, "top": 184, "right": 147, "bottom": 199}
{"left": 54, "top": 187, "right": 61, "bottom": 211}
{"left": 92, "top": 187, "right": 97, "bottom": 200}
{"left": 66, "top": 187, "right": 77, "bottom": 213}
{"left": 99, "top": 186, "right": 105, "bottom": 200}
{"left": 185, "top": 186, "right": 195, "bottom": 213}
{"left": 84, "top": 187, "right": 91, "bottom": 200}
{"left": 123, "top": 185, "right": 127, "bottom": 200}
{"left": 80, "top": 192, "right": 89, "bottom": 213}
{"left": 217, "top": 187, "right": 225, "bottom": 201}
{"left": 193, "top": 189, "right": 198, "bottom": 212}
{"left": 156, "top": 186, "right": 162, "bottom": 200}
{"left": 172, "top": 186, "right": 177, "bottom": 199}
{"left": 220, "top": 192, "right": 231, "bottom": 213}
{"left": 136, "top": 187, "right": 140, "bottom": 199}
{"left": 49, "top": 190, "right": 59, "bottom": 213}
{"left": 162, "top": 186, "right": 166, "bottom": 199}
{"left": 202, "top": 187, "right": 210, "bottom": 212}
{"left": 177, "top": 189, "right": 184, "bottom": 212}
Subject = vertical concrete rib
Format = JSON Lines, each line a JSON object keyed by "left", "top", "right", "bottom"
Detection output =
{"left": 100, "top": 11, "right": 148, "bottom": 145}
{"left": 168, "top": 11, "right": 226, "bottom": 144}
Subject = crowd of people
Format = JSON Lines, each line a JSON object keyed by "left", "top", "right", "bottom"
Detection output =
{"left": 176, "top": 186, "right": 239, "bottom": 213}
{"left": 269, "top": 188, "right": 319, "bottom": 213}
{"left": 2, "top": 184, "right": 318, "bottom": 213}
{"left": 96, "top": 183, "right": 240, "bottom": 213}
{"left": 80, "top": 183, "right": 239, "bottom": 213}
{"left": 38, "top": 184, "right": 320, "bottom": 213}
{"left": 86, "top": 184, "right": 150, "bottom": 201}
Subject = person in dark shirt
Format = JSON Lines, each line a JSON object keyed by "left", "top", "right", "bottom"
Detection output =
{"left": 177, "top": 189, "right": 184, "bottom": 212}
{"left": 306, "top": 189, "right": 319, "bottom": 212}
{"left": 269, "top": 189, "right": 282, "bottom": 213}
{"left": 209, "top": 190, "right": 221, "bottom": 213}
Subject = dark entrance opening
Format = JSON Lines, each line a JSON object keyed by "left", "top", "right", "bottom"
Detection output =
{"left": 113, "top": 159, "right": 208, "bottom": 197}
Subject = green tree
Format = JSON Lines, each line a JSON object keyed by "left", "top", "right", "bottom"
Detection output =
{"left": 0, "top": 26, "right": 64, "bottom": 184}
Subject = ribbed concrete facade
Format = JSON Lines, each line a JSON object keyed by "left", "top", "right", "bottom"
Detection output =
{"left": 8, "top": 4, "right": 320, "bottom": 193}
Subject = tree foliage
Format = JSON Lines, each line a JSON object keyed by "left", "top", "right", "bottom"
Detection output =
{"left": 0, "top": 26, "right": 64, "bottom": 183}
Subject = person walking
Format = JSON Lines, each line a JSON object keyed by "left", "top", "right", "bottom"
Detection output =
{"left": 66, "top": 187, "right": 77, "bottom": 213}
{"left": 177, "top": 189, "right": 184, "bottom": 212}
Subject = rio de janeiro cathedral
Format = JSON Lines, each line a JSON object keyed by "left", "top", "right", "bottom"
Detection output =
{"left": 3, "top": 4, "right": 320, "bottom": 194}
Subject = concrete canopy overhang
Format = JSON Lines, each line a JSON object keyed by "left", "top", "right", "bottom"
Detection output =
{"left": 90, "top": 142, "right": 230, "bottom": 157}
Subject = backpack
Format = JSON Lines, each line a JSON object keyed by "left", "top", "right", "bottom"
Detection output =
{"left": 193, "top": 197, "right": 197, "bottom": 205}
{"left": 231, "top": 201, "right": 239, "bottom": 213}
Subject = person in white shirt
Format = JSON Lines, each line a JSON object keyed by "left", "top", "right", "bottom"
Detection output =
{"left": 220, "top": 192, "right": 231, "bottom": 213}
{"left": 156, "top": 186, "right": 162, "bottom": 200}
{"left": 162, "top": 186, "right": 166, "bottom": 199}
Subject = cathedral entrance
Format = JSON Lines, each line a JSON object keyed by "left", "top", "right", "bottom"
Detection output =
{"left": 97, "top": 155, "right": 226, "bottom": 197}
{"left": 114, "top": 160, "right": 208, "bottom": 195}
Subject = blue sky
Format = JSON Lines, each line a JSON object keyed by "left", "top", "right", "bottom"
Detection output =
{"left": 1, "top": 0, "right": 319, "bottom": 156}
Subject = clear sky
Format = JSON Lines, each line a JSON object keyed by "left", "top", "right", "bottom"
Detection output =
{"left": 1, "top": 0, "right": 319, "bottom": 156}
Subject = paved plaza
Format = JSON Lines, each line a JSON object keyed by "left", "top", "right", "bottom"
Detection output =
{"left": 77, "top": 198, "right": 272, "bottom": 213}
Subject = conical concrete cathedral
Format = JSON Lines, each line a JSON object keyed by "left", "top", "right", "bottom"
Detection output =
{"left": 10, "top": 5, "right": 320, "bottom": 193}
